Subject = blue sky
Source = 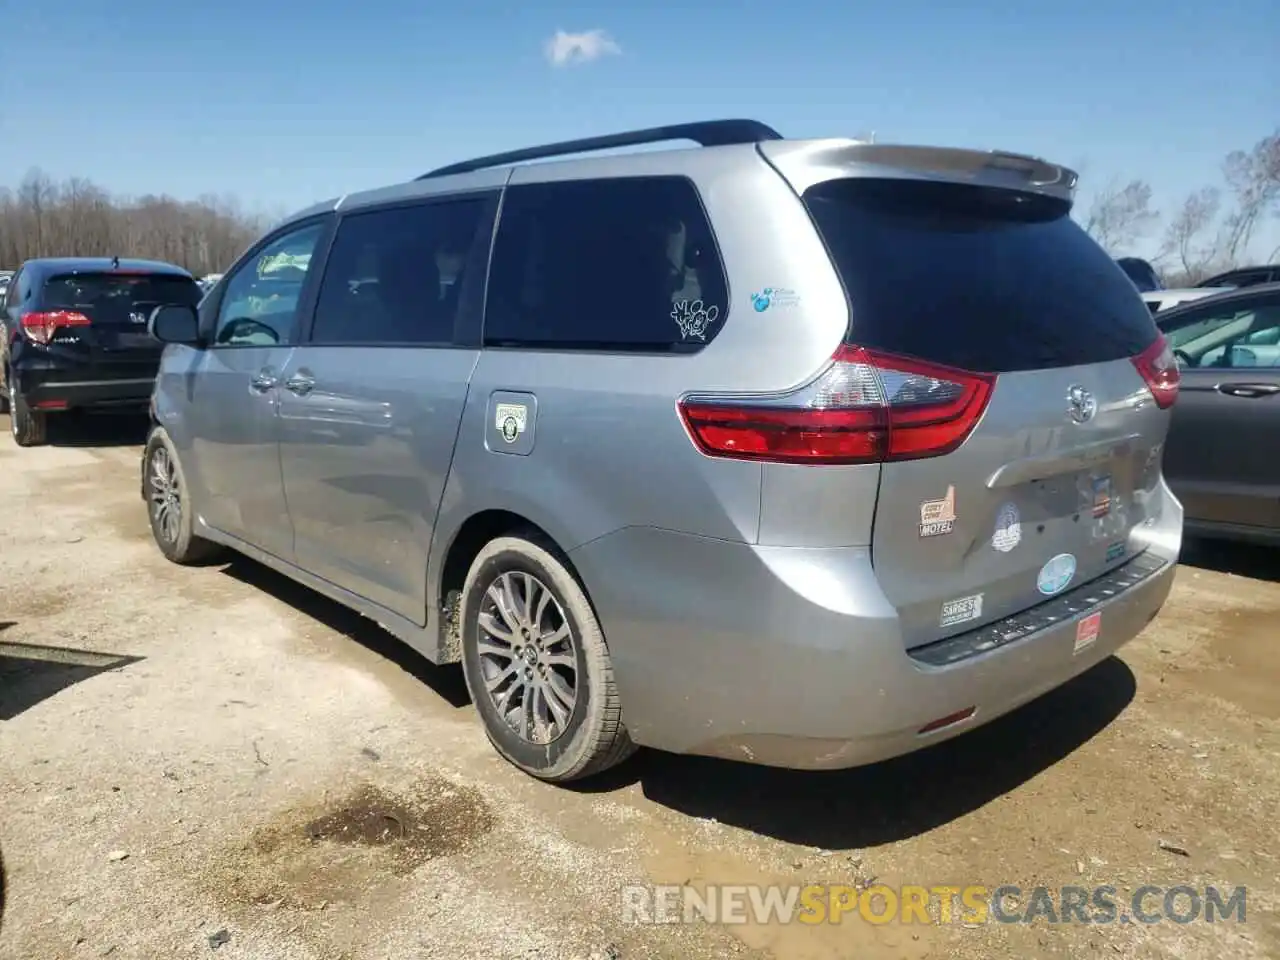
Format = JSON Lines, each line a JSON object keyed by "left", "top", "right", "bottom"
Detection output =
{"left": 3, "top": 0, "right": 1277, "bottom": 260}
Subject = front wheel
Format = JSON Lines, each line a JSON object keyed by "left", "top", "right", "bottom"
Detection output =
{"left": 143, "top": 427, "right": 225, "bottom": 565}
{"left": 460, "top": 534, "right": 636, "bottom": 782}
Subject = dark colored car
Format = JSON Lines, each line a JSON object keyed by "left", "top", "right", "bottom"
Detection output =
{"left": 1, "top": 258, "right": 202, "bottom": 446}
{"left": 1156, "top": 282, "right": 1280, "bottom": 544}
{"left": 1195, "top": 265, "right": 1280, "bottom": 290}
{"left": 1116, "top": 257, "right": 1163, "bottom": 292}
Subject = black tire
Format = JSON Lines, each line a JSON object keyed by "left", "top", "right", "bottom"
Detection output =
{"left": 143, "top": 426, "right": 225, "bottom": 565}
{"left": 8, "top": 374, "right": 47, "bottom": 447}
{"left": 460, "top": 533, "right": 636, "bottom": 782}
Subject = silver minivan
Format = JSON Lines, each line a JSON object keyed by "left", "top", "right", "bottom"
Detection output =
{"left": 143, "top": 120, "right": 1184, "bottom": 783}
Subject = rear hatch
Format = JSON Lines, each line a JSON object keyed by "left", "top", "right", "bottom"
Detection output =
{"left": 799, "top": 175, "right": 1174, "bottom": 650}
{"left": 41, "top": 271, "right": 201, "bottom": 365}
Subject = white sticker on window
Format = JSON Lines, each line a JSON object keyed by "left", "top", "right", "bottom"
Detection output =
{"left": 671, "top": 299, "right": 720, "bottom": 341}
{"left": 941, "top": 593, "right": 983, "bottom": 628}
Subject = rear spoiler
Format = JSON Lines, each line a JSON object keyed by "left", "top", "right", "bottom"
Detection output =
{"left": 758, "top": 139, "right": 1079, "bottom": 206}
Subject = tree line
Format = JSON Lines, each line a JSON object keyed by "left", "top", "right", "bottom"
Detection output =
{"left": 0, "top": 171, "right": 273, "bottom": 277}
{"left": 2, "top": 127, "right": 1277, "bottom": 283}
{"left": 1079, "top": 127, "right": 1279, "bottom": 285}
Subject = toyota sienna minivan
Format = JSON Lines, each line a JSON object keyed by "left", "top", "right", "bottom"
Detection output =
{"left": 141, "top": 119, "right": 1183, "bottom": 782}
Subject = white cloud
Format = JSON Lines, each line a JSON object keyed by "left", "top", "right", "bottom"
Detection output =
{"left": 544, "top": 28, "right": 621, "bottom": 67}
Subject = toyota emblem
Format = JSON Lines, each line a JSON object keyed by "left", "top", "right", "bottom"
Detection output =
{"left": 1066, "top": 384, "right": 1096, "bottom": 424}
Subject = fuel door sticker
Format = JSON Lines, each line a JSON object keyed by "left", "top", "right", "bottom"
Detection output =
{"left": 487, "top": 391, "right": 537, "bottom": 456}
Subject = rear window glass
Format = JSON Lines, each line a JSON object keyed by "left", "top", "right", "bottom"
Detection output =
{"left": 484, "top": 177, "right": 728, "bottom": 352}
{"left": 43, "top": 272, "right": 202, "bottom": 316}
{"left": 802, "top": 179, "right": 1159, "bottom": 373}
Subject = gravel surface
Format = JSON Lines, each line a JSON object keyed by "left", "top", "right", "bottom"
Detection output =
{"left": 1, "top": 414, "right": 1277, "bottom": 960}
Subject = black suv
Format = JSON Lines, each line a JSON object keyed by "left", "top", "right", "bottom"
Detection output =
{"left": 1, "top": 258, "right": 202, "bottom": 446}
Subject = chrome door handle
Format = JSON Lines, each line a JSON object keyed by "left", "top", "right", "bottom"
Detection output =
{"left": 285, "top": 373, "right": 315, "bottom": 396}
{"left": 1217, "top": 382, "right": 1280, "bottom": 399}
{"left": 250, "top": 369, "right": 278, "bottom": 392}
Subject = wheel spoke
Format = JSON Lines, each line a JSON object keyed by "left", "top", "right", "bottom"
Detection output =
{"left": 517, "top": 687, "right": 534, "bottom": 740}
{"left": 478, "top": 611, "right": 517, "bottom": 646}
{"left": 540, "top": 678, "right": 571, "bottom": 730}
{"left": 483, "top": 661, "right": 518, "bottom": 693}
{"left": 542, "top": 650, "right": 576, "bottom": 669}
{"left": 540, "top": 623, "right": 570, "bottom": 648}
{"left": 487, "top": 579, "right": 522, "bottom": 634}
{"left": 531, "top": 579, "right": 552, "bottom": 630}
{"left": 544, "top": 670, "right": 577, "bottom": 715}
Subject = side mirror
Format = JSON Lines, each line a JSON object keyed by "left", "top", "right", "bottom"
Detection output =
{"left": 148, "top": 304, "right": 201, "bottom": 345}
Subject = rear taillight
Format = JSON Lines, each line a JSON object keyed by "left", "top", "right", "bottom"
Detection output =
{"left": 1131, "top": 334, "right": 1179, "bottom": 410}
{"left": 678, "top": 346, "right": 995, "bottom": 465}
{"left": 20, "top": 310, "right": 91, "bottom": 345}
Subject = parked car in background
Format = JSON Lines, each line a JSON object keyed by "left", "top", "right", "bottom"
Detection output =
{"left": 1116, "top": 257, "right": 1163, "bottom": 292}
{"left": 1, "top": 257, "right": 202, "bottom": 446}
{"left": 1142, "top": 287, "right": 1232, "bottom": 315}
{"left": 1156, "top": 282, "right": 1280, "bottom": 545}
{"left": 1195, "top": 265, "right": 1280, "bottom": 290}
{"left": 141, "top": 119, "right": 1183, "bottom": 784}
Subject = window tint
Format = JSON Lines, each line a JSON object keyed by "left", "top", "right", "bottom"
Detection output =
{"left": 484, "top": 178, "right": 728, "bottom": 351}
{"left": 42, "top": 273, "right": 201, "bottom": 320}
{"left": 802, "top": 179, "right": 1160, "bottom": 373}
{"left": 310, "top": 198, "right": 490, "bottom": 345}
{"left": 215, "top": 223, "right": 325, "bottom": 346}
{"left": 1160, "top": 298, "right": 1280, "bottom": 368}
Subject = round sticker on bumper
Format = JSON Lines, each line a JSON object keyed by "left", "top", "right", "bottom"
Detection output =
{"left": 1037, "top": 553, "right": 1077, "bottom": 595}
{"left": 992, "top": 502, "right": 1022, "bottom": 553}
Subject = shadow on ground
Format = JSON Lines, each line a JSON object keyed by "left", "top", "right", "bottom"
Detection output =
{"left": 0, "top": 625, "right": 143, "bottom": 721}
{"left": 578, "top": 656, "right": 1136, "bottom": 849}
{"left": 218, "top": 559, "right": 471, "bottom": 709}
{"left": 45, "top": 411, "right": 149, "bottom": 448}
{"left": 1180, "top": 536, "right": 1280, "bottom": 583}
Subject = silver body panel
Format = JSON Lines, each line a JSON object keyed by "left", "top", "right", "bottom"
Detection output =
{"left": 151, "top": 131, "right": 1180, "bottom": 769}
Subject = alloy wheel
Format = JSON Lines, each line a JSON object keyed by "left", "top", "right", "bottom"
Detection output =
{"left": 476, "top": 571, "right": 579, "bottom": 745}
{"left": 148, "top": 446, "right": 182, "bottom": 544}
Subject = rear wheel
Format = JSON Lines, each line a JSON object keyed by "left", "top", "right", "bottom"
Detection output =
{"left": 143, "top": 426, "right": 224, "bottom": 565}
{"left": 460, "top": 534, "right": 636, "bottom": 782}
{"left": 8, "top": 375, "right": 47, "bottom": 447}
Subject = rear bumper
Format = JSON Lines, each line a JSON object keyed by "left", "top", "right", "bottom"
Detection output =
{"left": 570, "top": 481, "right": 1182, "bottom": 770}
{"left": 15, "top": 370, "right": 156, "bottom": 410}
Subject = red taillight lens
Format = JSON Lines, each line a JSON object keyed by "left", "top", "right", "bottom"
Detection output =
{"left": 20, "top": 310, "right": 91, "bottom": 345}
{"left": 679, "top": 346, "right": 995, "bottom": 465}
{"left": 1131, "top": 334, "right": 1179, "bottom": 409}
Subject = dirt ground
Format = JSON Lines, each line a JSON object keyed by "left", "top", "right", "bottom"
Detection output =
{"left": 1, "top": 413, "right": 1277, "bottom": 960}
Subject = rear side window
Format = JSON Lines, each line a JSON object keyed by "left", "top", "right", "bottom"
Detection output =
{"left": 310, "top": 196, "right": 493, "bottom": 345}
{"left": 484, "top": 177, "right": 728, "bottom": 352}
{"left": 802, "top": 179, "right": 1160, "bottom": 373}
{"left": 42, "top": 272, "right": 201, "bottom": 319}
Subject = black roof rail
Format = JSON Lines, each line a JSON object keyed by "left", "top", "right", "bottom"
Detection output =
{"left": 416, "top": 119, "right": 783, "bottom": 180}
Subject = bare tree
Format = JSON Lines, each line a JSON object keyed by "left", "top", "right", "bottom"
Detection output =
{"left": 1160, "top": 187, "right": 1222, "bottom": 282}
{"left": 0, "top": 169, "right": 266, "bottom": 275}
{"left": 1082, "top": 178, "right": 1159, "bottom": 253}
{"left": 1218, "top": 129, "right": 1280, "bottom": 264}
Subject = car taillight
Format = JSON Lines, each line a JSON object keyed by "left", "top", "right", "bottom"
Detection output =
{"left": 678, "top": 346, "right": 995, "bottom": 465}
{"left": 20, "top": 310, "right": 91, "bottom": 345}
{"left": 1131, "top": 334, "right": 1179, "bottom": 409}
